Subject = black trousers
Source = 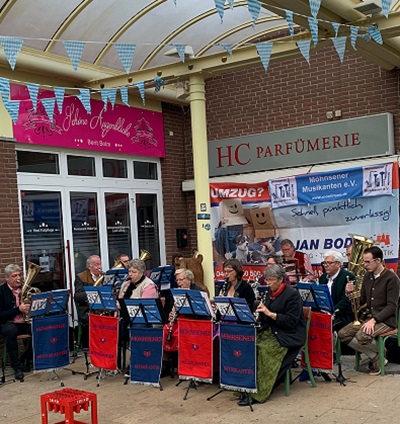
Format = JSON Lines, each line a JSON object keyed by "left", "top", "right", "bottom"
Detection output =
{"left": 1, "top": 322, "right": 32, "bottom": 370}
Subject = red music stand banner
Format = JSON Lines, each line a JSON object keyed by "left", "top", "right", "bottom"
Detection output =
{"left": 301, "top": 311, "right": 333, "bottom": 372}
{"left": 89, "top": 314, "right": 118, "bottom": 370}
{"left": 178, "top": 317, "right": 213, "bottom": 383}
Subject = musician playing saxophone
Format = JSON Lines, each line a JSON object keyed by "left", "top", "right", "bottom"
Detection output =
{"left": 338, "top": 246, "right": 400, "bottom": 375}
{"left": 0, "top": 264, "right": 32, "bottom": 381}
{"left": 238, "top": 264, "right": 305, "bottom": 406}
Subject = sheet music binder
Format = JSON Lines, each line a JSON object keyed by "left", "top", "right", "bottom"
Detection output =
{"left": 296, "top": 282, "right": 334, "bottom": 313}
{"left": 170, "top": 289, "right": 213, "bottom": 319}
{"left": 29, "top": 289, "right": 70, "bottom": 317}
{"left": 213, "top": 297, "right": 255, "bottom": 324}
{"left": 84, "top": 286, "right": 118, "bottom": 312}
{"left": 119, "top": 298, "right": 165, "bottom": 326}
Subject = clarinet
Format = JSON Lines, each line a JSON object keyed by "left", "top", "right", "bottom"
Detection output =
{"left": 254, "top": 292, "right": 267, "bottom": 327}
{"left": 166, "top": 307, "right": 178, "bottom": 342}
{"left": 219, "top": 279, "right": 229, "bottom": 296}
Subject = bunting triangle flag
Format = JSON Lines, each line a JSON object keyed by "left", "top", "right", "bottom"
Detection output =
{"left": 217, "top": 43, "right": 233, "bottom": 56}
{"left": 332, "top": 22, "right": 340, "bottom": 37}
{"left": 214, "top": 0, "right": 226, "bottom": 23}
{"left": 308, "top": 17, "right": 319, "bottom": 47}
{"left": 3, "top": 99, "right": 20, "bottom": 123}
{"left": 228, "top": 0, "right": 234, "bottom": 10}
{"left": 114, "top": 43, "right": 136, "bottom": 74}
{"left": 0, "top": 77, "right": 10, "bottom": 100}
{"left": 309, "top": 0, "right": 322, "bottom": 18}
{"left": 77, "top": 88, "right": 91, "bottom": 114}
{"left": 120, "top": 86, "right": 129, "bottom": 106}
{"left": 26, "top": 83, "right": 40, "bottom": 112}
{"left": 255, "top": 42, "right": 273, "bottom": 71}
{"left": 285, "top": 10, "right": 294, "bottom": 37}
{"left": 0, "top": 36, "right": 23, "bottom": 70}
{"left": 172, "top": 44, "right": 186, "bottom": 62}
{"left": 248, "top": 0, "right": 261, "bottom": 26}
{"left": 54, "top": 87, "right": 65, "bottom": 114}
{"left": 350, "top": 26, "right": 359, "bottom": 50}
{"left": 135, "top": 81, "right": 145, "bottom": 105}
{"left": 41, "top": 97, "right": 56, "bottom": 122}
{"left": 382, "top": 0, "right": 391, "bottom": 18}
{"left": 153, "top": 76, "right": 165, "bottom": 93}
{"left": 297, "top": 39, "right": 312, "bottom": 65}
{"left": 331, "top": 36, "right": 347, "bottom": 63}
{"left": 368, "top": 25, "right": 383, "bottom": 45}
{"left": 100, "top": 88, "right": 117, "bottom": 110}
{"left": 62, "top": 40, "right": 85, "bottom": 72}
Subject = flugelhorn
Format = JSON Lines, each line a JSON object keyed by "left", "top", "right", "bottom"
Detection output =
{"left": 139, "top": 249, "right": 152, "bottom": 262}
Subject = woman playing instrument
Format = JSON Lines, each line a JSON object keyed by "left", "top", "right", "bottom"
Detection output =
{"left": 219, "top": 259, "right": 255, "bottom": 310}
{"left": 239, "top": 264, "right": 305, "bottom": 406}
{"left": 118, "top": 259, "right": 157, "bottom": 299}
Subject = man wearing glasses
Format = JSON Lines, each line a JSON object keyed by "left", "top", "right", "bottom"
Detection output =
{"left": 338, "top": 246, "right": 400, "bottom": 375}
{"left": 319, "top": 251, "right": 355, "bottom": 331}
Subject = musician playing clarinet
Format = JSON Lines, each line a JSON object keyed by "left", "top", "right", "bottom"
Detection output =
{"left": 238, "top": 264, "right": 305, "bottom": 406}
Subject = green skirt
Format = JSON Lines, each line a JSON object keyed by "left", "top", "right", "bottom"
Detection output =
{"left": 251, "top": 329, "right": 288, "bottom": 403}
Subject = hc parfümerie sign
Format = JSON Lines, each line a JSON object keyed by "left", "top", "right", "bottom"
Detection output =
{"left": 208, "top": 113, "right": 394, "bottom": 177}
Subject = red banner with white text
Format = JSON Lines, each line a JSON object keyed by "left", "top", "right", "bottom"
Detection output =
{"left": 89, "top": 314, "right": 118, "bottom": 370}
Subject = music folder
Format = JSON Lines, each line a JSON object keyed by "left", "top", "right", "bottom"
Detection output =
{"left": 214, "top": 297, "right": 255, "bottom": 324}
{"left": 30, "top": 289, "right": 70, "bottom": 317}
{"left": 170, "top": 288, "right": 214, "bottom": 319}
{"left": 119, "top": 298, "right": 165, "bottom": 326}
{"left": 296, "top": 282, "right": 316, "bottom": 308}
{"left": 84, "top": 285, "right": 118, "bottom": 312}
{"left": 296, "top": 282, "right": 334, "bottom": 314}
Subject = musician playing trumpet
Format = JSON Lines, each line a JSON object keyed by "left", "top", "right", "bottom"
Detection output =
{"left": 0, "top": 264, "right": 33, "bottom": 381}
{"left": 239, "top": 264, "right": 305, "bottom": 406}
{"left": 338, "top": 246, "right": 400, "bottom": 375}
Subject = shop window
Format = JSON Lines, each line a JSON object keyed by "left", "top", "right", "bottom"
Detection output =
{"left": 133, "top": 161, "right": 158, "bottom": 180}
{"left": 67, "top": 155, "right": 96, "bottom": 176}
{"left": 102, "top": 158, "right": 127, "bottom": 178}
{"left": 17, "top": 150, "right": 59, "bottom": 174}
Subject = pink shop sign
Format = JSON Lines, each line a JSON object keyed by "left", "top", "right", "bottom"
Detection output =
{"left": 11, "top": 84, "right": 165, "bottom": 158}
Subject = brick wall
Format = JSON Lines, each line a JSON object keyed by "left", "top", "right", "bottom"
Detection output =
{"left": 0, "top": 140, "right": 23, "bottom": 272}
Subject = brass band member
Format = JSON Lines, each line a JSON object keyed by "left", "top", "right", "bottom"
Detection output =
{"left": 220, "top": 258, "right": 255, "bottom": 310}
{"left": 118, "top": 259, "right": 157, "bottom": 299}
{"left": 0, "top": 264, "right": 32, "bottom": 381}
{"left": 338, "top": 246, "right": 400, "bottom": 375}
{"left": 280, "top": 239, "right": 314, "bottom": 284}
{"left": 239, "top": 264, "right": 305, "bottom": 406}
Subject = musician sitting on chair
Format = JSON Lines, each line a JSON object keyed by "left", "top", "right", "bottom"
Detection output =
{"left": 280, "top": 239, "right": 314, "bottom": 285}
{"left": 239, "top": 264, "right": 305, "bottom": 406}
{"left": 0, "top": 264, "right": 32, "bottom": 381}
{"left": 338, "top": 246, "right": 400, "bottom": 375}
{"left": 319, "top": 250, "right": 355, "bottom": 331}
{"left": 118, "top": 259, "right": 157, "bottom": 299}
{"left": 114, "top": 253, "right": 130, "bottom": 269}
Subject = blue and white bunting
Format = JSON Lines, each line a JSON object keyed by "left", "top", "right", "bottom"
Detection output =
{"left": 308, "top": 17, "right": 319, "bottom": 47}
{"left": 382, "top": 0, "right": 391, "bottom": 18}
{"left": 153, "top": 76, "right": 165, "bottom": 93}
{"left": 214, "top": 0, "right": 226, "bottom": 23}
{"left": 285, "top": 10, "right": 294, "bottom": 38}
{"left": 41, "top": 97, "right": 56, "bottom": 122}
{"left": 359, "top": 33, "right": 371, "bottom": 42}
{"left": 62, "top": 40, "right": 85, "bottom": 72}
{"left": 368, "top": 25, "right": 383, "bottom": 45}
{"left": 350, "top": 26, "right": 359, "bottom": 50}
{"left": 115, "top": 43, "right": 136, "bottom": 74}
{"left": 100, "top": 88, "right": 117, "bottom": 110}
{"left": 248, "top": 0, "right": 261, "bottom": 26}
{"left": 3, "top": 99, "right": 20, "bottom": 123}
{"left": 135, "top": 81, "right": 145, "bottom": 105}
{"left": 26, "top": 83, "right": 40, "bottom": 112}
{"left": 309, "top": 0, "right": 322, "bottom": 18}
{"left": 255, "top": 42, "right": 273, "bottom": 71}
{"left": 77, "top": 88, "right": 91, "bottom": 114}
{"left": 228, "top": 0, "right": 234, "bottom": 10}
{"left": 331, "top": 22, "right": 340, "bottom": 37}
{"left": 172, "top": 44, "right": 186, "bottom": 62}
{"left": 331, "top": 36, "right": 347, "bottom": 63}
{"left": 0, "top": 36, "right": 23, "bottom": 70}
{"left": 217, "top": 43, "right": 233, "bottom": 56}
{"left": 297, "top": 39, "right": 311, "bottom": 64}
{"left": 54, "top": 87, "right": 65, "bottom": 114}
{"left": 119, "top": 86, "right": 129, "bottom": 106}
{"left": 0, "top": 77, "right": 10, "bottom": 100}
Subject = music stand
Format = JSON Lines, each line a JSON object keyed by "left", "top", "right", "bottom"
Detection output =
{"left": 119, "top": 298, "right": 165, "bottom": 389}
{"left": 296, "top": 282, "right": 317, "bottom": 308}
{"left": 104, "top": 268, "right": 128, "bottom": 295}
{"left": 150, "top": 266, "right": 175, "bottom": 292}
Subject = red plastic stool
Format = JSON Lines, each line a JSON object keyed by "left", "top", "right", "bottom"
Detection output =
{"left": 40, "top": 388, "right": 98, "bottom": 424}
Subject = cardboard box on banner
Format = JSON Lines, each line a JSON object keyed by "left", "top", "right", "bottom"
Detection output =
{"left": 249, "top": 202, "right": 276, "bottom": 238}
{"left": 220, "top": 199, "right": 247, "bottom": 226}
{"left": 242, "top": 224, "right": 255, "bottom": 241}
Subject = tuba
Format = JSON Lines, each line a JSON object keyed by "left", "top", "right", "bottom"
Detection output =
{"left": 139, "top": 249, "right": 152, "bottom": 262}
{"left": 347, "top": 234, "right": 375, "bottom": 325}
{"left": 21, "top": 262, "right": 41, "bottom": 322}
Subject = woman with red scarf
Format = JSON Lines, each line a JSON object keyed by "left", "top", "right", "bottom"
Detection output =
{"left": 238, "top": 264, "right": 306, "bottom": 406}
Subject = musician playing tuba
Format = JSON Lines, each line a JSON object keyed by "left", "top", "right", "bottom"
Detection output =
{"left": 0, "top": 264, "right": 33, "bottom": 381}
{"left": 338, "top": 246, "right": 400, "bottom": 375}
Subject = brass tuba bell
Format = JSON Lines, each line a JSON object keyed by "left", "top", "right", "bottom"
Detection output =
{"left": 139, "top": 249, "right": 152, "bottom": 262}
{"left": 21, "top": 262, "right": 41, "bottom": 322}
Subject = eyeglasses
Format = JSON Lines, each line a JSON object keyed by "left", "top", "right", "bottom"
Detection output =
{"left": 322, "top": 261, "right": 338, "bottom": 266}
{"left": 223, "top": 268, "right": 235, "bottom": 274}
{"left": 362, "top": 259, "right": 377, "bottom": 265}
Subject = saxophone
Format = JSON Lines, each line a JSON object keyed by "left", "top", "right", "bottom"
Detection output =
{"left": 21, "top": 262, "right": 41, "bottom": 322}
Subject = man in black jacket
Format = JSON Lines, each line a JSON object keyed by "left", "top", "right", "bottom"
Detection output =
{"left": 0, "top": 264, "right": 32, "bottom": 380}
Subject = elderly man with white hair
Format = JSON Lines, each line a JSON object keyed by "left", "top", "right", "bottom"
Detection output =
{"left": 319, "top": 250, "right": 355, "bottom": 331}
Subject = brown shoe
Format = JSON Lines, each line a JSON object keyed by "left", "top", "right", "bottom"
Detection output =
{"left": 369, "top": 356, "right": 388, "bottom": 375}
